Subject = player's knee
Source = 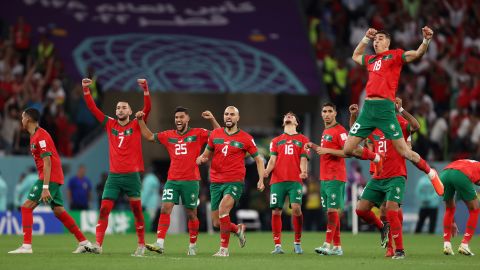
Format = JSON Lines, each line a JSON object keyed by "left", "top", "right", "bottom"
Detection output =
{"left": 53, "top": 207, "right": 64, "bottom": 217}
{"left": 272, "top": 208, "right": 282, "bottom": 216}
{"left": 291, "top": 205, "right": 302, "bottom": 216}
{"left": 212, "top": 219, "right": 220, "bottom": 228}
{"left": 161, "top": 205, "right": 173, "bottom": 215}
{"left": 186, "top": 211, "right": 197, "bottom": 220}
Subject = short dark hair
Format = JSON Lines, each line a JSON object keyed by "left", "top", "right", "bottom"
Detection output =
{"left": 24, "top": 108, "right": 40, "bottom": 122}
{"left": 284, "top": 111, "right": 300, "bottom": 125}
{"left": 175, "top": 106, "right": 189, "bottom": 115}
{"left": 375, "top": 30, "right": 391, "bottom": 40}
{"left": 322, "top": 102, "right": 337, "bottom": 111}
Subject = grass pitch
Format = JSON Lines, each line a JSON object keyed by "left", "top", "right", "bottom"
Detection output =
{"left": 1, "top": 232, "right": 478, "bottom": 270}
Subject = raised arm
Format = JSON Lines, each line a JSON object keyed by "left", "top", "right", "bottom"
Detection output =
{"left": 352, "top": 28, "right": 377, "bottom": 65}
{"left": 201, "top": 110, "right": 221, "bottom": 129}
{"left": 349, "top": 104, "right": 359, "bottom": 128}
{"left": 135, "top": 111, "right": 155, "bottom": 142}
{"left": 137, "top": 79, "right": 152, "bottom": 122}
{"left": 403, "top": 26, "right": 433, "bottom": 63}
{"left": 82, "top": 78, "right": 106, "bottom": 123}
{"left": 395, "top": 97, "right": 420, "bottom": 133}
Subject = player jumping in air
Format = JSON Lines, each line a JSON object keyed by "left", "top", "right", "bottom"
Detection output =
{"left": 306, "top": 103, "right": 348, "bottom": 256}
{"left": 351, "top": 98, "right": 419, "bottom": 259}
{"left": 264, "top": 112, "right": 309, "bottom": 255}
{"left": 82, "top": 78, "right": 151, "bottom": 256}
{"left": 197, "top": 106, "right": 265, "bottom": 257}
{"left": 135, "top": 106, "right": 220, "bottom": 255}
{"left": 344, "top": 27, "right": 443, "bottom": 196}
{"left": 440, "top": 159, "right": 480, "bottom": 256}
{"left": 9, "top": 108, "right": 91, "bottom": 254}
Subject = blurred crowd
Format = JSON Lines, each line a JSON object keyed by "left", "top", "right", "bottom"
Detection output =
{"left": 0, "top": 16, "right": 102, "bottom": 156}
{"left": 304, "top": 0, "right": 480, "bottom": 161}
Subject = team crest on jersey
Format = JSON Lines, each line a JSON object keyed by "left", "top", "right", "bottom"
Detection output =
{"left": 323, "top": 135, "right": 333, "bottom": 142}
{"left": 382, "top": 54, "right": 393, "bottom": 60}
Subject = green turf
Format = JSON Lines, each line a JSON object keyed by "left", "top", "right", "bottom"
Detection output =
{"left": 1, "top": 232, "right": 478, "bottom": 270}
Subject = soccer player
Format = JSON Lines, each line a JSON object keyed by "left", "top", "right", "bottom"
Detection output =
{"left": 134, "top": 106, "right": 220, "bottom": 255}
{"left": 82, "top": 78, "right": 151, "bottom": 256}
{"left": 351, "top": 99, "right": 419, "bottom": 259}
{"left": 264, "top": 112, "right": 309, "bottom": 255}
{"left": 441, "top": 159, "right": 480, "bottom": 256}
{"left": 8, "top": 108, "right": 91, "bottom": 254}
{"left": 197, "top": 106, "right": 265, "bottom": 257}
{"left": 345, "top": 27, "right": 443, "bottom": 196}
{"left": 306, "top": 102, "right": 348, "bottom": 256}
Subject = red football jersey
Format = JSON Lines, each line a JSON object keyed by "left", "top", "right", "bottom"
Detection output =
{"left": 30, "top": 127, "right": 64, "bottom": 184}
{"left": 269, "top": 133, "right": 310, "bottom": 184}
{"left": 320, "top": 124, "right": 348, "bottom": 181}
{"left": 363, "top": 49, "right": 405, "bottom": 102}
{"left": 444, "top": 159, "right": 480, "bottom": 184}
{"left": 155, "top": 127, "right": 209, "bottom": 180}
{"left": 368, "top": 115, "right": 411, "bottom": 179}
{"left": 207, "top": 128, "right": 258, "bottom": 183}
{"left": 84, "top": 91, "right": 151, "bottom": 173}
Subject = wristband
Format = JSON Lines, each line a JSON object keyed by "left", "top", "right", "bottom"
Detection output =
{"left": 361, "top": 36, "right": 371, "bottom": 44}
{"left": 422, "top": 38, "right": 431, "bottom": 45}
{"left": 399, "top": 107, "right": 405, "bottom": 113}
{"left": 42, "top": 185, "right": 49, "bottom": 189}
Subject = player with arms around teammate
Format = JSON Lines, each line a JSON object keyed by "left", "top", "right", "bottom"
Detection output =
{"left": 441, "top": 159, "right": 480, "bottom": 256}
{"left": 9, "top": 108, "right": 91, "bottom": 254}
{"left": 264, "top": 112, "right": 309, "bottom": 255}
{"left": 135, "top": 106, "right": 220, "bottom": 255}
{"left": 197, "top": 106, "right": 265, "bottom": 257}
{"left": 306, "top": 102, "right": 348, "bottom": 256}
{"left": 345, "top": 27, "right": 443, "bottom": 195}
{"left": 351, "top": 99, "right": 419, "bottom": 259}
{"left": 82, "top": 78, "right": 151, "bottom": 256}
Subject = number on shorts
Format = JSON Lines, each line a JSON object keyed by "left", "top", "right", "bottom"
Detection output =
{"left": 270, "top": 193, "right": 277, "bottom": 204}
{"left": 350, "top": 123, "right": 361, "bottom": 134}
{"left": 162, "top": 189, "right": 173, "bottom": 200}
{"left": 321, "top": 196, "right": 325, "bottom": 208}
{"left": 221, "top": 145, "right": 229, "bottom": 156}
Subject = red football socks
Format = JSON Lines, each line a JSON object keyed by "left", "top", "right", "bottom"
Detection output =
{"left": 96, "top": 199, "right": 114, "bottom": 246}
{"left": 443, "top": 207, "right": 455, "bottom": 242}
{"left": 271, "top": 214, "right": 282, "bottom": 245}
{"left": 462, "top": 208, "right": 479, "bottom": 244}
{"left": 326, "top": 211, "right": 338, "bottom": 244}
{"left": 387, "top": 210, "right": 403, "bottom": 250}
{"left": 188, "top": 219, "right": 199, "bottom": 245}
{"left": 333, "top": 213, "right": 341, "bottom": 246}
{"left": 21, "top": 207, "right": 33, "bottom": 244}
{"left": 157, "top": 214, "right": 171, "bottom": 239}
{"left": 293, "top": 214, "right": 303, "bottom": 243}
{"left": 129, "top": 200, "right": 145, "bottom": 245}
{"left": 356, "top": 209, "right": 383, "bottom": 230}
{"left": 219, "top": 215, "right": 232, "bottom": 248}
{"left": 57, "top": 210, "right": 87, "bottom": 242}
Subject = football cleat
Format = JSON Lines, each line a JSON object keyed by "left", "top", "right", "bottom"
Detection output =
{"left": 132, "top": 245, "right": 145, "bottom": 257}
{"left": 314, "top": 244, "right": 332, "bottom": 255}
{"left": 380, "top": 222, "right": 390, "bottom": 248}
{"left": 293, "top": 243, "right": 303, "bottom": 254}
{"left": 187, "top": 246, "right": 197, "bottom": 256}
{"left": 236, "top": 224, "right": 246, "bottom": 248}
{"left": 72, "top": 243, "right": 90, "bottom": 254}
{"left": 145, "top": 242, "right": 164, "bottom": 254}
{"left": 84, "top": 243, "right": 102, "bottom": 254}
{"left": 385, "top": 247, "right": 394, "bottom": 257}
{"left": 212, "top": 247, "right": 229, "bottom": 257}
{"left": 392, "top": 250, "right": 405, "bottom": 259}
{"left": 330, "top": 247, "right": 343, "bottom": 256}
{"left": 271, "top": 245, "right": 285, "bottom": 254}
{"left": 458, "top": 244, "right": 475, "bottom": 256}
{"left": 8, "top": 245, "right": 32, "bottom": 254}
